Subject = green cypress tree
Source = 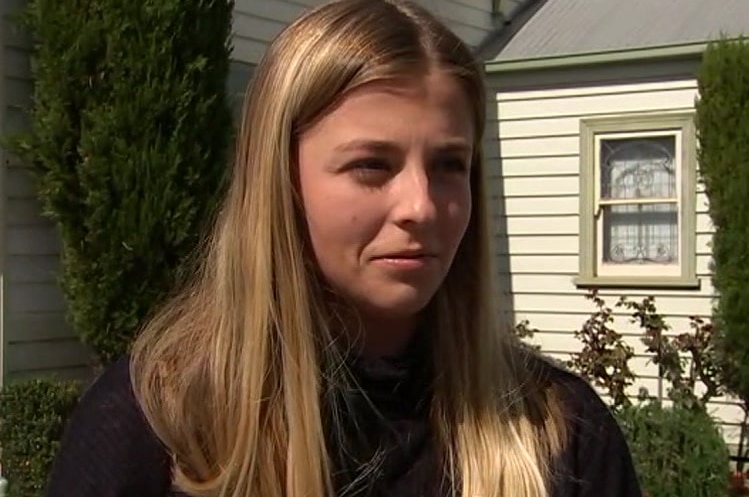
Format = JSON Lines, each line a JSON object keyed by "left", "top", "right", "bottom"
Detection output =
{"left": 8, "top": 0, "right": 234, "bottom": 364}
{"left": 695, "top": 37, "right": 749, "bottom": 404}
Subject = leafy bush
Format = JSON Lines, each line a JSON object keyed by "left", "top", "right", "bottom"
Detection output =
{"left": 566, "top": 290, "right": 636, "bottom": 409}
{"left": 623, "top": 296, "right": 723, "bottom": 411}
{"left": 617, "top": 402, "right": 729, "bottom": 497}
{"left": 516, "top": 291, "right": 737, "bottom": 493}
{"left": 696, "top": 37, "right": 749, "bottom": 406}
{"left": 0, "top": 379, "right": 81, "bottom": 497}
{"left": 559, "top": 290, "right": 723, "bottom": 412}
{"left": 6, "top": 0, "right": 234, "bottom": 364}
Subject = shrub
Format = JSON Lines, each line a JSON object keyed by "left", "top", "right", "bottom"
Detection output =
{"left": 617, "top": 402, "right": 730, "bottom": 497}
{"left": 560, "top": 291, "right": 723, "bottom": 412}
{"left": 621, "top": 295, "right": 723, "bottom": 411}
{"left": 696, "top": 37, "right": 749, "bottom": 405}
{"left": 6, "top": 0, "right": 235, "bottom": 364}
{"left": 0, "top": 379, "right": 81, "bottom": 497}
{"left": 566, "top": 290, "right": 636, "bottom": 409}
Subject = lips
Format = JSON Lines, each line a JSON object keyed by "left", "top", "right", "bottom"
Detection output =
{"left": 373, "top": 249, "right": 437, "bottom": 260}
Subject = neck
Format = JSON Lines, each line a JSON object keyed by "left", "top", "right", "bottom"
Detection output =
{"left": 362, "top": 316, "right": 419, "bottom": 357}
{"left": 324, "top": 291, "right": 423, "bottom": 358}
{"left": 338, "top": 311, "right": 420, "bottom": 358}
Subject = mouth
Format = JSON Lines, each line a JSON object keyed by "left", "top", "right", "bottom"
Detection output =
{"left": 373, "top": 250, "right": 438, "bottom": 260}
{"left": 369, "top": 249, "right": 440, "bottom": 272}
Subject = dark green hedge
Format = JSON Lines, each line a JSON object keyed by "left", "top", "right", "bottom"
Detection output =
{"left": 7, "top": 0, "right": 235, "bottom": 364}
{"left": 617, "top": 402, "right": 729, "bottom": 497}
{"left": 0, "top": 379, "right": 81, "bottom": 497}
{"left": 695, "top": 37, "right": 749, "bottom": 403}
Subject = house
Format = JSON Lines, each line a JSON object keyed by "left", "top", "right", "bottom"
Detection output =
{"left": 483, "top": 0, "right": 749, "bottom": 445}
{"left": 0, "top": 0, "right": 530, "bottom": 385}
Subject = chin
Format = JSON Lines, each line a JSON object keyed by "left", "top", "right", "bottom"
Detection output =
{"left": 359, "top": 286, "right": 436, "bottom": 319}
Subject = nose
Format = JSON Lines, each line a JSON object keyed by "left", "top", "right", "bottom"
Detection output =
{"left": 390, "top": 161, "right": 438, "bottom": 228}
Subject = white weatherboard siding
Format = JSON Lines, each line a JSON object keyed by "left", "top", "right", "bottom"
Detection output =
{"left": 487, "top": 78, "right": 744, "bottom": 443}
{"left": 232, "top": 0, "right": 325, "bottom": 65}
{"left": 1, "top": 0, "right": 93, "bottom": 384}
{"left": 3, "top": 169, "right": 93, "bottom": 383}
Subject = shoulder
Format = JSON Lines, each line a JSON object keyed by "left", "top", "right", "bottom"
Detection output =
{"left": 77, "top": 354, "right": 137, "bottom": 407}
{"left": 532, "top": 355, "right": 612, "bottom": 421}
{"left": 69, "top": 355, "right": 158, "bottom": 442}
{"left": 525, "top": 352, "right": 626, "bottom": 447}
{"left": 519, "top": 349, "right": 610, "bottom": 418}
{"left": 522, "top": 352, "right": 644, "bottom": 497}
{"left": 44, "top": 356, "right": 173, "bottom": 497}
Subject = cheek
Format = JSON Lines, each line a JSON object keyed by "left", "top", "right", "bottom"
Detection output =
{"left": 304, "top": 205, "right": 381, "bottom": 296}
{"left": 443, "top": 188, "right": 472, "bottom": 247}
{"left": 304, "top": 197, "right": 350, "bottom": 249}
{"left": 301, "top": 185, "right": 378, "bottom": 265}
{"left": 299, "top": 167, "right": 385, "bottom": 257}
{"left": 306, "top": 208, "right": 357, "bottom": 248}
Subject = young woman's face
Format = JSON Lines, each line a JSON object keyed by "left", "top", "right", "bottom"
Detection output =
{"left": 297, "top": 71, "right": 474, "bottom": 338}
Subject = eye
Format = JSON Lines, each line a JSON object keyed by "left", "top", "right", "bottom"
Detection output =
{"left": 352, "top": 157, "right": 390, "bottom": 171}
{"left": 434, "top": 156, "right": 469, "bottom": 174}
{"left": 348, "top": 157, "right": 393, "bottom": 184}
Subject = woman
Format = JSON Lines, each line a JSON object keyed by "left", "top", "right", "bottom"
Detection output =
{"left": 44, "top": 1, "right": 642, "bottom": 496}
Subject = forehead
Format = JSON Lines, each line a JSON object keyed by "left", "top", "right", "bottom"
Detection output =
{"left": 303, "top": 72, "right": 475, "bottom": 143}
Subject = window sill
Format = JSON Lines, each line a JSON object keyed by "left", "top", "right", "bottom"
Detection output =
{"left": 573, "top": 275, "right": 701, "bottom": 290}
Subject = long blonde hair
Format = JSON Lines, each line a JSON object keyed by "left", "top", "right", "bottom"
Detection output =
{"left": 130, "top": 1, "right": 567, "bottom": 496}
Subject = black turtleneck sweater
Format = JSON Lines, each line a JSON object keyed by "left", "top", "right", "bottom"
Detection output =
{"left": 42, "top": 350, "right": 643, "bottom": 497}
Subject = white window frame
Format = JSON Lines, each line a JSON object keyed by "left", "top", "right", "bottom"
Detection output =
{"left": 575, "top": 113, "right": 699, "bottom": 289}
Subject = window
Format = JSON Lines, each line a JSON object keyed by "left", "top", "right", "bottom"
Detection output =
{"left": 576, "top": 113, "right": 698, "bottom": 289}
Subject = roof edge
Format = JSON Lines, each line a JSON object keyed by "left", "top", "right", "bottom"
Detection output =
{"left": 484, "top": 40, "right": 731, "bottom": 73}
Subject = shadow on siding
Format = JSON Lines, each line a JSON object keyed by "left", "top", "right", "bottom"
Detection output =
{"left": 227, "top": 60, "right": 255, "bottom": 121}
{"left": 482, "top": 79, "right": 515, "bottom": 328}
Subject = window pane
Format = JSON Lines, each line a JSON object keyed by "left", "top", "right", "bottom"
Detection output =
{"left": 602, "top": 203, "right": 678, "bottom": 264}
{"left": 600, "top": 136, "right": 676, "bottom": 200}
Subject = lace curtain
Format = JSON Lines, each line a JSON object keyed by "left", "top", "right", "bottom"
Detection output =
{"left": 599, "top": 135, "right": 678, "bottom": 265}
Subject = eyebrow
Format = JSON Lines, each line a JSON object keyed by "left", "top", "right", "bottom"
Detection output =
{"left": 334, "top": 139, "right": 399, "bottom": 154}
{"left": 333, "top": 138, "right": 472, "bottom": 155}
